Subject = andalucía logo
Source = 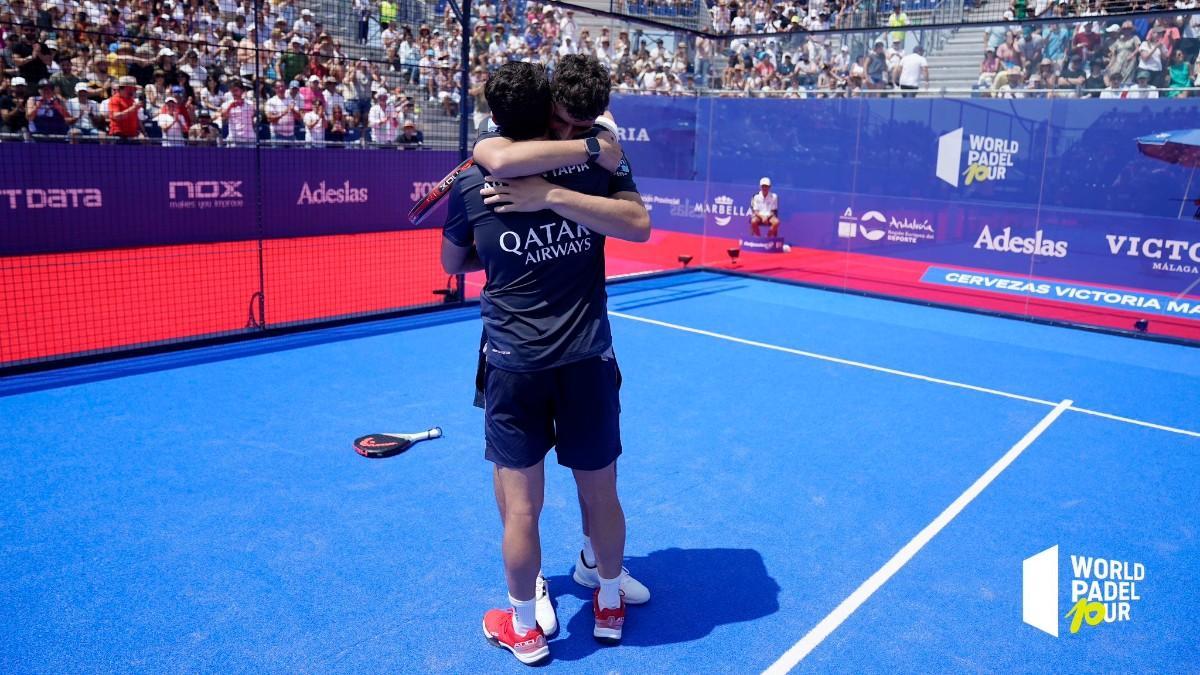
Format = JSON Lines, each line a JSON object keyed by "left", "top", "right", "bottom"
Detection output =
{"left": 1022, "top": 545, "right": 1146, "bottom": 637}
{"left": 937, "top": 128, "right": 1020, "bottom": 187}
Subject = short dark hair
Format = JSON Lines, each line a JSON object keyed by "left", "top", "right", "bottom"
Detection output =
{"left": 484, "top": 62, "right": 550, "bottom": 141}
{"left": 551, "top": 54, "right": 610, "bottom": 121}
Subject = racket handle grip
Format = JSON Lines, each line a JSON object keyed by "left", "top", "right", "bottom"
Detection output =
{"left": 426, "top": 427, "right": 443, "bottom": 440}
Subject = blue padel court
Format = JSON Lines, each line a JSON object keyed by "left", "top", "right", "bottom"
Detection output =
{"left": 2, "top": 271, "right": 1197, "bottom": 672}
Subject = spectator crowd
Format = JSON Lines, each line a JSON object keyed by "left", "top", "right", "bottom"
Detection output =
{"left": 976, "top": 10, "right": 1200, "bottom": 98}
{"left": 2, "top": 0, "right": 1199, "bottom": 145}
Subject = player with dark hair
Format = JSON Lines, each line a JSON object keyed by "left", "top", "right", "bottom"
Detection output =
{"left": 473, "top": 57, "right": 654, "bottom": 629}
{"left": 441, "top": 59, "right": 649, "bottom": 664}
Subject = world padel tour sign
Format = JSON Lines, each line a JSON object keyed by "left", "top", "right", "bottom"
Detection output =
{"left": 936, "top": 128, "right": 1021, "bottom": 188}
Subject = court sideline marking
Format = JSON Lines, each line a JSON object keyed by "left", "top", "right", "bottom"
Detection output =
{"left": 761, "top": 399, "right": 1074, "bottom": 673}
{"left": 608, "top": 311, "right": 1200, "bottom": 439}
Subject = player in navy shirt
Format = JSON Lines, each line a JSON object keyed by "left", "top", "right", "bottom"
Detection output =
{"left": 441, "top": 58, "right": 649, "bottom": 663}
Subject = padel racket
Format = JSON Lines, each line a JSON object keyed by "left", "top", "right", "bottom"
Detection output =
{"left": 408, "top": 157, "right": 475, "bottom": 225}
{"left": 353, "top": 427, "right": 443, "bottom": 459}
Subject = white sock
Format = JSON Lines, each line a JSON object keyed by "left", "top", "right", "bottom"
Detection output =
{"left": 510, "top": 594, "right": 537, "bottom": 634}
{"left": 597, "top": 574, "right": 622, "bottom": 610}
{"left": 582, "top": 536, "right": 596, "bottom": 567}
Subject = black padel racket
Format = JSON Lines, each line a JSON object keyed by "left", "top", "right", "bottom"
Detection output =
{"left": 354, "top": 427, "right": 443, "bottom": 458}
{"left": 408, "top": 158, "right": 475, "bottom": 225}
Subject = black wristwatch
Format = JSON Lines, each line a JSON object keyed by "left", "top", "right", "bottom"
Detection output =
{"left": 585, "top": 136, "right": 601, "bottom": 163}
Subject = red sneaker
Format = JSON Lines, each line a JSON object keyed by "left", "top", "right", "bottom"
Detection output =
{"left": 592, "top": 589, "right": 626, "bottom": 643}
{"left": 482, "top": 608, "right": 550, "bottom": 665}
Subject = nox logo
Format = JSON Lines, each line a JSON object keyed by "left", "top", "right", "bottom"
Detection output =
{"left": 168, "top": 181, "right": 243, "bottom": 200}
{"left": 1023, "top": 545, "right": 1146, "bottom": 637}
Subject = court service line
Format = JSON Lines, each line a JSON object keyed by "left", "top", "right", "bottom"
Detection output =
{"left": 761, "top": 399, "right": 1074, "bottom": 673}
{"left": 608, "top": 311, "right": 1200, "bottom": 439}
{"left": 609, "top": 311, "right": 1057, "bottom": 406}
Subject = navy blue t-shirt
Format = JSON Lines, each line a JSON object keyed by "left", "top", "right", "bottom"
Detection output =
{"left": 443, "top": 130, "right": 638, "bottom": 372}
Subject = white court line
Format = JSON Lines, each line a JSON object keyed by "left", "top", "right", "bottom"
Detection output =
{"left": 761, "top": 399, "right": 1073, "bottom": 673}
{"left": 608, "top": 311, "right": 1200, "bottom": 439}
{"left": 1064, "top": 407, "right": 1200, "bottom": 439}
{"left": 609, "top": 311, "right": 1057, "bottom": 406}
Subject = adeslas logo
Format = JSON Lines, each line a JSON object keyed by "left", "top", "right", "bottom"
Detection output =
{"left": 974, "top": 225, "right": 1067, "bottom": 258}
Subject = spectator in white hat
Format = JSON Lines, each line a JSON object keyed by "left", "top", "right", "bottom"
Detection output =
{"left": 294, "top": 8, "right": 317, "bottom": 41}
{"left": 301, "top": 75, "right": 325, "bottom": 113}
{"left": 322, "top": 76, "right": 346, "bottom": 114}
{"left": 156, "top": 96, "right": 189, "bottom": 147}
{"left": 1, "top": 77, "right": 32, "bottom": 135}
{"left": 750, "top": 177, "right": 780, "bottom": 238}
{"left": 368, "top": 89, "right": 398, "bottom": 145}
{"left": 68, "top": 82, "right": 104, "bottom": 141}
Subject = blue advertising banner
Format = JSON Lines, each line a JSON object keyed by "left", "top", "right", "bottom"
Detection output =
{"left": 613, "top": 95, "right": 1200, "bottom": 220}
{"left": 921, "top": 267, "right": 1200, "bottom": 320}
{"left": 618, "top": 94, "right": 1200, "bottom": 316}
{"left": 636, "top": 175, "right": 1200, "bottom": 299}
{"left": 607, "top": 95, "right": 698, "bottom": 181}
{"left": 0, "top": 144, "right": 459, "bottom": 255}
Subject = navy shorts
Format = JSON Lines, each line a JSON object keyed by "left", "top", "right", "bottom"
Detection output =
{"left": 483, "top": 354, "right": 622, "bottom": 471}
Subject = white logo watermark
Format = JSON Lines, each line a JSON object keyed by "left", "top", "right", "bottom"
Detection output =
{"left": 0, "top": 188, "right": 102, "bottom": 209}
{"left": 937, "top": 128, "right": 1019, "bottom": 187}
{"left": 1023, "top": 545, "right": 1146, "bottom": 637}
{"left": 974, "top": 225, "right": 1067, "bottom": 258}
{"left": 694, "top": 195, "right": 751, "bottom": 227}
{"left": 168, "top": 180, "right": 244, "bottom": 209}
{"left": 837, "top": 207, "right": 934, "bottom": 243}
{"left": 297, "top": 180, "right": 368, "bottom": 205}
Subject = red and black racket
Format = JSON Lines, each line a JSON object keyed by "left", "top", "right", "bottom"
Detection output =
{"left": 408, "top": 157, "right": 475, "bottom": 225}
{"left": 353, "top": 427, "right": 443, "bottom": 459}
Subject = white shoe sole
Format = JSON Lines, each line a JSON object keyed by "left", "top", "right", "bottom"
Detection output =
{"left": 593, "top": 625, "right": 623, "bottom": 643}
{"left": 482, "top": 619, "right": 550, "bottom": 665}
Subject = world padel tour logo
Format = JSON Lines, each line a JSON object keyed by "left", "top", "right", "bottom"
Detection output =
{"left": 937, "top": 128, "right": 1020, "bottom": 187}
{"left": 1022, "top": 545, "right": 1146, "bottom": 637}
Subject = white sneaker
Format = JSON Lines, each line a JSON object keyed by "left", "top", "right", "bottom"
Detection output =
{"left": 572, "top": 551, "right": 651, "bottom": 604}
{"left": 535, "top": 573, "right": 558, "bottom": 636}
